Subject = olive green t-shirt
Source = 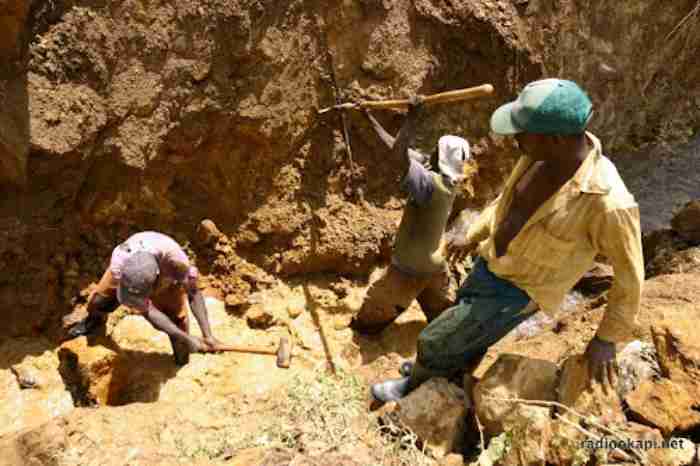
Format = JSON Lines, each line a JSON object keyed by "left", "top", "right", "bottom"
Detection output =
{"left": 392, "top": 160, "right": 457, "bottom": 276}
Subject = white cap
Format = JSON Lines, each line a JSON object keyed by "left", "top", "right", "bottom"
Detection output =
{"left": 438, "top": 135, "right": 470, "bottom": 184}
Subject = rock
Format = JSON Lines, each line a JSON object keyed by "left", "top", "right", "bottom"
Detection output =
{"left": 58, "top": 336, "right": 123, "bottom": 405}
{"left": 394, "top": 378, "right": 466, "bottom": 458}
{"left": 246, "top": 305, "right": 276, "bottom": 329}
{"left": 438, "top": 453, "right": 465, "bottom": 466}
{"left": 0, "top": 338, "right": 74, "bottom": 437}
{"left": 671, "top": 200, "right": 700, "bottom": 242}
{"left": 473, "top": 354, "right": 558, "bottom": 437}
{"left": 0, "top": 400, "right": 242, "bottom": 466}
{"left": 546, "top": 418, "right": 590, "bottom": 466}
{"left": 648, "top": 245, "right": 700, "bottom": 277}
{"left": 501, "top": 404, "right": 552, "bottom": 466}
{"left": 196, "top": 219, "right": 222, "bottom": 245}
{"left": 470, "top": 432, "right": 512, "bottom": 466}
{"left": 652, "top": 316, "right": 700, "bottom": 397}
{"left": 574, "top": 262, "right": 614, "bottom": 296}
{"left": 654, "top": 437, "right": 697, "bottom": 466}
{"left": 557, "top": 355, "right": 626, "bottom": 424}
{"left": 625, "top": 378, "right": 700, "bottom": 436}
{"left": 616, "top": 340, "right": 660, "bottom": 399}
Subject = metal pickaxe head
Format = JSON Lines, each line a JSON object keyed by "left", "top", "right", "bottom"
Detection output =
{"left": 276, "top": 336, "right": 292, "bottom": 369}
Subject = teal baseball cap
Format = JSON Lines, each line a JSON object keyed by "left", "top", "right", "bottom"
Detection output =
{"left": 490, "top": 79, "right": 593, "bottom": 135}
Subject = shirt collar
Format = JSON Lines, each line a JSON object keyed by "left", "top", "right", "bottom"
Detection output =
{"left": 572, "top": 132, "right": 611, "bottom": 195}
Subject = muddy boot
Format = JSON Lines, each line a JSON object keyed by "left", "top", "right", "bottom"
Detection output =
{"left": 371, "top": 361, "right": 439, "bottom": 403}
{"left": 170, "top": 336, "right": 190, "bottom": 366}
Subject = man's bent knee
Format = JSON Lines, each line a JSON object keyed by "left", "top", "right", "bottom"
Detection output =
{"left": 88, "top": 292, "right": 119, "bottom": 315}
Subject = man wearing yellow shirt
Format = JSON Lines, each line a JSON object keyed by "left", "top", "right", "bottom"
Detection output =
{"left": 371, "top": 79, "right": 644, "bottom": 403}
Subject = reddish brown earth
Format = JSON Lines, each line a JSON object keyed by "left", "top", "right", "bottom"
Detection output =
{"left": 1, "top": 1, "right": 700, "bottom": 465}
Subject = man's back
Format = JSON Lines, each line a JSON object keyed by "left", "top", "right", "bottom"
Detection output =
{"left": 392, "top": 162, "right": 457, "bottom": 276}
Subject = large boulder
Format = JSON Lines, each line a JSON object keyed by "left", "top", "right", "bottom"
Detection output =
{"left": 394, "top": 378, "right": 467, "bottom": 458}
{"left": 651, "top": 314, "right": 700, "bottom": 397}
{"left": 557, "top": 355, "right": 626, "bottom": 424}
{"left": 473, "top": 354, "right": 559, "bottom": 437}
{"left": 625, "top": 378, "right": 700, "bottom": 436}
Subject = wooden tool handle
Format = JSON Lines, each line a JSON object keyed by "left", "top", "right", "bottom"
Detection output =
{"left": 213, "top": 343, "right": 277, "bottom": 355}
{"left": 360, "top": 84, "right": 494, "bottom": 110}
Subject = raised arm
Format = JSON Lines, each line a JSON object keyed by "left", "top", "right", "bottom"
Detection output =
{"left": 390, "top": 96, "right": 426, "bottom": 174}
{"left": 362, "top": 101, "right": 428, "bottom": 165}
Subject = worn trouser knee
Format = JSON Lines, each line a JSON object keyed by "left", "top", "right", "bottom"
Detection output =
{"left": 88, "top": 292, "right": 120, "bottom": 315}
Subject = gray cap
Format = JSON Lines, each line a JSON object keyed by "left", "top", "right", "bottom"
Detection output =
{"left": 117, "top": 251, "right": 159, "bottom": 311}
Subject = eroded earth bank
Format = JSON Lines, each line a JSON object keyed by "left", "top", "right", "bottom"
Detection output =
{"left": 1, "top": 1, "right": 700, "bottom": 465}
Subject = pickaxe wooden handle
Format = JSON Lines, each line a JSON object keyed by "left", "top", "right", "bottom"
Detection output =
{"left": 210, "top": 337, "right": 292, "bottom": 368}
{"left": 318, "top": 84, "right": 494, "bottom": 114}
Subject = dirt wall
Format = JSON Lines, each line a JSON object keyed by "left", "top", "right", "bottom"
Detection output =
{"left": 1, "top": 0, "right": 699, "bottom": 338}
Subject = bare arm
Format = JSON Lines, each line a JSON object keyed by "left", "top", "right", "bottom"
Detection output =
{"left": 144, "top": 301, "right": 204, "bottom": 352}
{"left": 391, "top": 97, "right": 426, "bottom": 175}
{"left": 363, "top": 106, "right": 428, "bottom": 165}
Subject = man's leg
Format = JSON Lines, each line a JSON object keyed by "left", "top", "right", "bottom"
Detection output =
{"left": 372, "top": 258, "right": 535, "bottom": 402}
{"left": 66, "top": 269, "right": 120, "bottom": 339}
{"left": 415, "top": 263, "right": 458, "bottom": 323}
{"left": 350, "top": 265, "right": 419, "bottom": 335}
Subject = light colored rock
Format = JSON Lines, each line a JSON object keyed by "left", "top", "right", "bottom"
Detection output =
{"left": 652, "top": 315, "right": 700, "bottom": 397}
{"left": 395, "top": 378, "right": 466, "bottom": 458}
{"left": 469, "top": 432, "right": 512, "bottom": 466}
{"left": 501, "top": 405, "right": 552, "bottom": 466}
{"left": 654, "top": 437, "right": 696, "bottom": 466}
{"left": 0, "top": 401, "right": 239, "bottom": 466}
{"left": 473, "top": 354, "right": 558, "bottom": 436}
{"left": 625, "top": 378, "right": 700, "bottom": 436}
{"left": 616, "top": 340, "right": 660, "bottom": 399}
{"left": 546, "top": 418, "right": 590, "bottom": 466}
{"left": 557, "top": 355, "right": 626, "bottom": 424}
{"left": 0, "top": 338, "right": 74, "bottom": 437}
{"left": 438, "top": 453, "right": 465, "bottom": 466}
{"left": 246, "top": 304, "right": 276, "bottom": 329}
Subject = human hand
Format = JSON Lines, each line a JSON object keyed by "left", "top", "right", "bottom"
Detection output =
{"left": 202, "top": 336, "right": 225, "bottom": 352}
{"left": 446, "top": 236, "right": 477, "bottom": 263}
{"left": 584, "top": 336, "right": 617, "bottom": 385}
{"left": 407, "top": 95, "right": 426, "bottom": 116}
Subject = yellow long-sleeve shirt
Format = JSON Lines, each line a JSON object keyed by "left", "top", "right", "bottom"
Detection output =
{"left": 465, "top": 132, "right": 644, "bottom": 343}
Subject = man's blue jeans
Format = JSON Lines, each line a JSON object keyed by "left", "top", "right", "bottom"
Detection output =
{"left": 417, "top": 257, "right": 535, "bottom": 372}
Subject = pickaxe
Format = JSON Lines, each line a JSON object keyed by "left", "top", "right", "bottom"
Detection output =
{"left": 210, "top": 337, "right": 292, "bottom": 369}
{"left": 317, "top": 84, "right": 495, "bottom": 114}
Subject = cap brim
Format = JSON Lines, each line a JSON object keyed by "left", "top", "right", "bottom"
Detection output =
{"left": 117, "top": 283, "right": 148, "bottom": 311}
{"left": 490, "top": 102, "right": 524, "bottom": 135}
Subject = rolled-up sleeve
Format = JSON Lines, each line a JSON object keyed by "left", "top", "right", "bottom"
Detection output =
{"left": 589, "top": 206, "right": 644, "bottom": 343}
{"left": 465, "top": 196, "right": 499, "bottom": 246}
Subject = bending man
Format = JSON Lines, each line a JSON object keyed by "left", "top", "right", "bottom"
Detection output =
{"left": 66, "top": 231, "right": 222, "bottom": 365}
{"left": 350, "top": 96, "right": 471, "bottom": 334}
{"left": 371, "top": 79, "right": 644, "bottom": 402}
